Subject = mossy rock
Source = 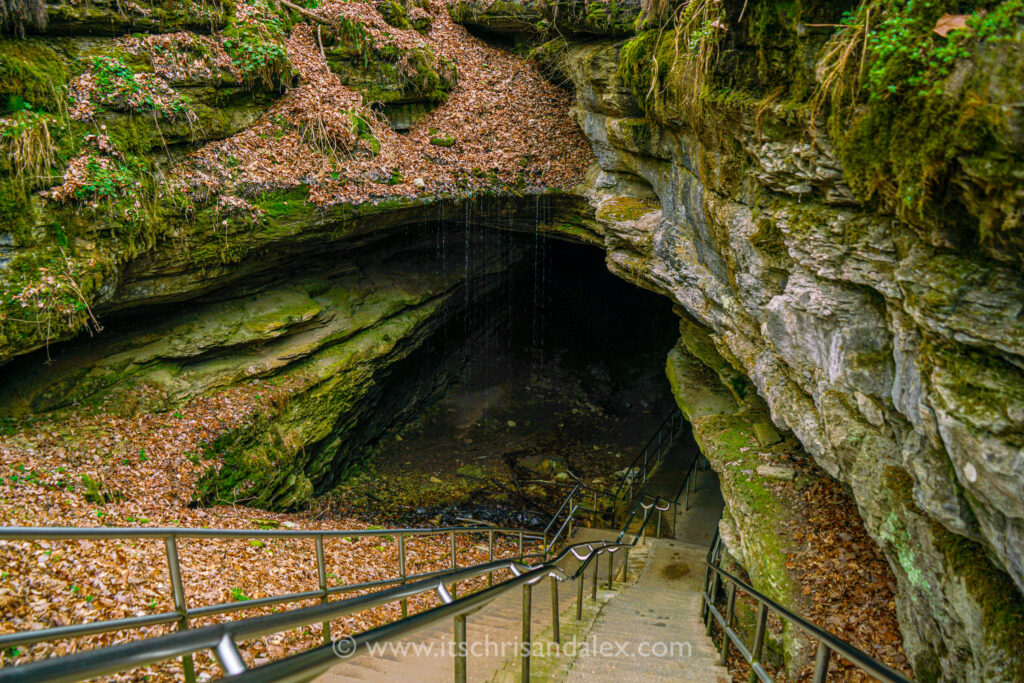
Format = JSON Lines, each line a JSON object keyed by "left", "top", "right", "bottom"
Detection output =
{"left": 7, "top": 0, "right": 232, "bottom": 37}
{"left": 376, "top": 0, "right": 413, "bottom": 29}
{"left": 543, "top": 0, "right": 641, "bottom": 37}
{"left": 326, "top": 43, "right": 455, "bottom": 105}
{"left": 447, "top": 0, "right": 542, "bottom": 36}
{"left": 595, "top": 196, "right": 659, "bottom": 222}
{"left": 0, "top": 39, "right": 69, "bottom": 113}
{"left": 429, "top": 134, "right": 456, "bottom": 147}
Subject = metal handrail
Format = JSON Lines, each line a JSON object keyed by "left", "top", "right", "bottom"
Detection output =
{"left": 0, "top": 412, "right": 689, "bottom": 683}
{"left": 0, "top": 491, "right": 665, "bottom": 683}
{"left": 0, "top": 525, "right": 543, "bottom": 662}
{"left": 701, "top": 530, "right": 912, "bottom": 683}
{"left": 609, "top": 409, "right": 685, "bottom": 514}
{"left": 542, "top": 483, "right": 580, "bottom": 537}
{"left": 541, "top": 408, "right": 687, "bottom": 554}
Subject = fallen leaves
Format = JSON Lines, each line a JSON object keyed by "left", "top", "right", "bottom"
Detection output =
{"left": 0, "top": 381, "right": 540, "bottom": 681}
{"left": 170, "top": 0, "right": 594, "bottom": 206}
{"left": 933, "top": 13, "right": 969, "bottom": 37}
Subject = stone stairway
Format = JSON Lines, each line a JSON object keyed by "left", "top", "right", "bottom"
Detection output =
{"left": 565, "top": 538, "right": 729, "bottom": 683}
{"left": 319, "top": 529, "right": 632, "bottom": 683}
{"left": 320, "top": 467, "right": 728, "bottom": 683}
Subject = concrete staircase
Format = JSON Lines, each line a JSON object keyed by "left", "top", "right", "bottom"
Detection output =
{"left": 565, "top": 538, "right": 729, "bottom": 683}
{"left": 320, "top": 468, "right": 728, "bottom": 683}
{"left": 319, "top": 529, "right": 633, "bottom": 683}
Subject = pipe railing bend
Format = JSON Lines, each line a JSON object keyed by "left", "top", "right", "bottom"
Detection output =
{"left": 700, "top": 530, "right": 912, "bottom": 683}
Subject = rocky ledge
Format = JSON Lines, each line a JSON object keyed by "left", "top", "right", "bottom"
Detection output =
{"left": 503, "top": 0, "right": 1023, "bottom": 678}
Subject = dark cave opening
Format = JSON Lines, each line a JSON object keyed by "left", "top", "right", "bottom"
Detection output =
{"left": 330, "top": 226, "right": 683, "bottom": 525}
{"left": 0, "top": 214, "right": 683, "bottom": 522}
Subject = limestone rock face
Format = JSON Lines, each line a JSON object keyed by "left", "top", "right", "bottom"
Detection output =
{"left": 447, "top": 0, "right": 640, "bottom": 38}
{"left": 549, "top": 34, "right": 1024, "bottom": 682}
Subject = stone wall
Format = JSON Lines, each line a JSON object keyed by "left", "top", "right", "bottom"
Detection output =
{"left": 542, "top": 22, "right": 1024, "bottom": 682}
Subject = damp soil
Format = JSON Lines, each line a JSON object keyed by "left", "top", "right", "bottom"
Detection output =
{"left": 323, "top": 236, "right": 681, "bottom": 529}
{"left": 327, "top": 348, "right": 673, "bottom": 528}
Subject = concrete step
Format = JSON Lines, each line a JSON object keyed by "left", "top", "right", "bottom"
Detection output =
{"left": 318, "top": 531, "right": 729, "bottom": 683}
{"left": 565, "top": 538, "right": 731, "bottom": 683}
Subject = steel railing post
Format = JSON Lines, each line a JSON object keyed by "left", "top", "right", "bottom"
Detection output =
{"left": 450, "top": 531, "right": 458, "bottom": 599}
{"left": 518, "top": 531, "right": 524, "bottom": 561}
{"left": 812, "top": 641, "right": 831, "bottom": 683}
{"left": 607, "top": 552, "right": 614, "bottom": 589}
{"left": 591, "top": 555, "right": 598, "bottom": 601}
{"left": 592, "top": 491, "right": 598, "bottom": 527}
{"left": 550, "top": 576, "right": 560, "bottom": 645}
{"left": 214, "top": 633, "right": 247, "bottom": 675}
{"left": 164, "top": 536, "right": 196, "bottom": 683}
{"left": 565, "top": 498, "right": 572, "bottom": 544}
{"left": 399, "top": 533, "right": 408, "bottom": 618}
{"left": 488, "top": 530, "right": 495, "bottom": 588}
{"left": 454, "top": 614, "right": 467, "bottom": 683}
{"left": 521, "top": 583, "right": 532, "bottom": 683}
{"left": 622, "top": 548, "right": 629, "bottom": 582}
{"left": 719, "top": 581, "right": 737, "bottom": 665}
{"left": 576, "top": 567, "right": 584, "bottom": 620}
{"left": 656, "top": 509, "right": 662, "bottom": 539}
{"left": 316, "top": 535, "right": 330, "bottom": 644}
{"left": 749, "top": 603, "right": 768, "bottom": 683}
{"left": 706, "top": 571, "right": 721, "bottom": 636}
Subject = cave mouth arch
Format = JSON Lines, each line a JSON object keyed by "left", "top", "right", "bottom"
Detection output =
{"left": 315, "top": 223, "right": 695, "bottom": 528}
{"left": 0, "top": 207, "right": 689, "bottom": 519}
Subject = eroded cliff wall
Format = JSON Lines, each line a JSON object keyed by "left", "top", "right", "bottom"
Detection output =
{"left": 497, "top": 0, "right": 1023, "bottom": 678}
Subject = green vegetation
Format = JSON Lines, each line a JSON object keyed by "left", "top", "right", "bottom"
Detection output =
{"left": 326, "top": 11, "right": 457, "bottom": 105}
{"left": 616, "top": 0, "right": 726, "bottom": 115}
{"left": 80, "top": 56, "right": 196, "bottom": 121}
{"left": 614, "top": 0, "right": 1023, "bottom": 256}
{"left": 229, "top": 586, "right": 252, "bottom": 601}
{"left": 818, "top": 0, "right": 1024, "bottom": 245}
{"left": 223, "top": 1, "right": 292, "bottom": 89}
{"left": 0, "top": 245, "right": 107, "bottom": 360}
{"left": 0, "top": 40, "right": 69, "bottom": 114}
{"left": 376, "top": 0, "right": 413, "bottom": 29}
{"left": 429, "top": 134, "right": 456, "bottom": 147}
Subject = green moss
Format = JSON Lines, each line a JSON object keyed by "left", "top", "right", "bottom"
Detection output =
{"left": 430, "top": 135, "right": 456, "bottom": 147}
{"left": 595, "top": 196, "right": 659, "bottom": 222}
{"left": 0, "top": 245, "right": 112, "bottom": 362}
{"left": 37, "top": 0, "right": 230, "bottom": 35}
{"left": 327, "top": 40, "right": 455, "bottom": 105}
{"left": 0, "top": 40, "right": 69, "bottom": 113}
{"left": 695, "top": 413, "right": 797, "bottom": 594}
{"left": 376, "top": 0, "right": 413, "bottom": 29}
{"left": 932, "top": 523, "right": 1024, "bottom": 669}
{"left": 616, "top": 30, "right": 661, "bottom": 113}
{"left": 820, "top": 0, "right": 1024, "bottom": 251}
{"left": 255, "top": 186, "right": 312, "bottom": 218}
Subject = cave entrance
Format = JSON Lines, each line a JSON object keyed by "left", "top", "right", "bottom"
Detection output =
{"left": 332, "top": 228, "right": 691, "bottom": 528}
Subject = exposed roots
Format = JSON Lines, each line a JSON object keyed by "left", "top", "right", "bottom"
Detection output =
{"left": 6, "top": 114, "right": 56, "bottom": 187}
{"left": 811, "top": 0, "right": 876, "bottom": 130}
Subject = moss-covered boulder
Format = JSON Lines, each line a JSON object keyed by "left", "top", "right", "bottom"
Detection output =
{"left": 2, "top": 0, "right": 233, "bottom": 37}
